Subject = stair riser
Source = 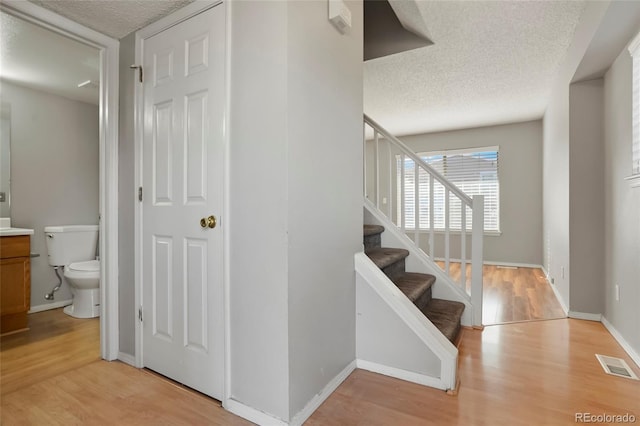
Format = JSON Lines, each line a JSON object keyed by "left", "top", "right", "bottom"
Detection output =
{"left": 363, "top": 224, "right": 463, "bottom": 344}
{"left": 364, "top": 233, "right": 382, "bottom": 251}
{"left": 382, "top": 259, "right": 405, "bottom": 280}
{"left": 413, "top": 287, "right": 432, "bottom": 311}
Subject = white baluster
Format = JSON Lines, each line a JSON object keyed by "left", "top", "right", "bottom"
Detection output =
{"left": 445, "top": 188, "right": 450, "bottom": 276}
{"left": 461, "top": 202, "right": 467, "bottom": 292}
{"left": 429, "top": 174, "right": 434, "bottom": 259}
{"left": 363, "top": 123, "right": 367, "bottom": 199}
{"left": 414, "top": 163, "right": 419, "bottom": 246}
{"left": 387, "top": 140, "right": 393, "bottom": 219}
{"left": 400, "top": 154, "right": 405, "bottom": 232}
{"left": 374, "top": 131, "right": 380, "bottom": 209}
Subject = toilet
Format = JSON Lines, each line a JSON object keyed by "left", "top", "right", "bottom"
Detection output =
{"left": 44, "top": 225, "right": 100, "bottom": 318}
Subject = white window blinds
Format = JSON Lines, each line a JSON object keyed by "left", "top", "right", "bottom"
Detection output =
{"left": 397, "top": 147, "right": 500, "bottom": 232}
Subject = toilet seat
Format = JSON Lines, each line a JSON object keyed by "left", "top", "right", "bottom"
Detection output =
{"left": 63, "top": 259, "right": 101, "bottom": 318}
{"left": 68, "top": 259, "right": 100, "bottom": 273}
{"left": 64, "top": 260, "right": 100, "bottom": 290}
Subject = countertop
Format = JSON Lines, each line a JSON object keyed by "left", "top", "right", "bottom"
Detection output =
{"left": 0, "top": 228, "right": 35, "bottom": 236}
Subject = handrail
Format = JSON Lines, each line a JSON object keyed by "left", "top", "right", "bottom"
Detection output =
{"left": 363, "top": 113, "right": 484, "bottom": 326}
{"left": 364, "top": 114, "right": 472, "bottom": 206}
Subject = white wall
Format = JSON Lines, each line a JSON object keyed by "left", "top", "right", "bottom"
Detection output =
{"left": 228, "top": 1, "right": 291, "bottom": 420}
{"left": 543, "top": 82, "right": 571, "bottom": 307}
{"left": 1, "top": 81, "right": 99, "bottom": 308}
{"left": 396, "top": 121, "right": 543, "bottom": 266}
{"left": 542, "top": 0, "right": 612, "bottom": 311}
{"left": 356, "top": 269, "right": 441, "bottom": 378}
{"left": 229, "top": 1, "right": 363, "bottom": 421}
{"left": 568, "top": 79, "right": 605, "bottom": 314}
{"left": 118, "top": 32, "right": 136, "bottom": 355}
{"left": 0, "top": 111, "right": 10, "bottom": 218}
{"left": 286, "top": 0, "right": 362, "bottom": 418}
{"left": 603, "top": 47, "right": 640, "bottom": 358}
{"left": 115, "top": 2, "right": 363, "bottom": 421}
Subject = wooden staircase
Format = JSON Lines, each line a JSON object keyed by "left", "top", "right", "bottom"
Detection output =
{"left": 364, "top": 225, "right": 465, "bottom": 344}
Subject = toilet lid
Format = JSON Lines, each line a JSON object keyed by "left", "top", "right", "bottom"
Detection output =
{"left": 68, "top": 260, "right": 100, "bottom": 272}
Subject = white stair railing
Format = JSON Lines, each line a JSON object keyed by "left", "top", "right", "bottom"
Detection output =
{"left": 364, "top": 114, "right": 484, "bottom": 326}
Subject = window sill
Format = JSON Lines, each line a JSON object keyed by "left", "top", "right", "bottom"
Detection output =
{"left": 403, "top": 229, "right": 502, "bottom": 237}
{"left": 625, "top": 174, "right": 640, "bottom": 188}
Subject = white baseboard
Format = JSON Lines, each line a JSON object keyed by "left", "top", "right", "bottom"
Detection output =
{"left": 118, "top": 352, "right": 136, "bottom": 367}
{"left": 568, "top": 311, "right": 602, "bottom": 322}
{"left": 224, "top": 398, "right": 288, "bottom": 426}
{"left": 602, "top": 316, "right": 640, "bottom": 369}
{"left": 356, "top": 359, "right": 446, "bottom": 391}
{"left": 28, "top": 299, "right": 72, "bottom": 313}
{"left": 547, "top": 279, "right": 569, "bottom": 315}
{"left": 541, "top": 266, "right": 548, "bottom": 278}
{"left": 224, "top": 360, "right": 356, "bottom": 426}
{"left": 434, "top": 258, "right": 543, "bottom": 269}
{"left": 483, "top": 261, "right": 544, "bottom": 269}
{"left": 290, "top": 360, "right": 357, "bottom": 426}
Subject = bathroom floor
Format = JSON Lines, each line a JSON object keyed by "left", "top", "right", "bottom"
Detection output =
{"left": 0, "top": 307, "right": 100, "bottom": 396}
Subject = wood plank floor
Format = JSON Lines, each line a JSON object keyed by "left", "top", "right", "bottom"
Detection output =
{"left": 309, "top": 319, "right": 640, "bottom": 425}
{"left": 3, "top": 310, "right": 639, "bottom": 425}
{"left": 436, "top": 262, "right": 566, "bottom": 325}
{"left": 1, "top": 360, "right": 249, "bottom": 425}
{"left": 0, "top": 308, "right": 100, "bottom": 396}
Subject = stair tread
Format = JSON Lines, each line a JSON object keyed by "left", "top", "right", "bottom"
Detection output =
{"left": 363, "top": 224, "right": 385, "bottom": 237}
{"left": 392, "top": 273, "right": 435, "bottom": 305}
{"left": 365, "top": 247, "right": 409, "bottom": 270}
{"left": 421, "top": 298, "right": 465, "bottom": 343}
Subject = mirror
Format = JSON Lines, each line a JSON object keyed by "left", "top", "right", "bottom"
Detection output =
{"left": 0, "top": 10, "right": 100, "bottom": 226}
{"left": 0, "top": 102, "right": 9, "bottom": 219}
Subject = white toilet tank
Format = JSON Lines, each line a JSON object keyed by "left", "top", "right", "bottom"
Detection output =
{"left": 44, "top": 225, "right": 99, "bottom": 267}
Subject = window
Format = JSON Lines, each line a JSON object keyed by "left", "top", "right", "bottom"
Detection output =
{"left": 628, "top": 31, "right": 640, "bottom": 186}
{"left": 397, "top": 147, "right": 500, "bottom": 232}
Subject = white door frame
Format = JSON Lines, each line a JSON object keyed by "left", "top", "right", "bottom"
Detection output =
{"left": 134, "top": 0, "right": 229, "bottom": 399}
{"left": 0, "top": 1, "right": 120, "bottom": 360}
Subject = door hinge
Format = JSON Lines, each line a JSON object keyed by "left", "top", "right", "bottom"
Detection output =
{"left": 138, "top": 306, "right": 143, "bottom": 322}
{"left": 138, "top": 186, "right": 143, "bottom": 202}
{"left": 130, "top": 64, "right": 143, "bottom": 83}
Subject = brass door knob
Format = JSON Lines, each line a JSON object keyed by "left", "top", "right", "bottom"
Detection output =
{"left": 200, "top": 215, "right": 217, "bottom": 229}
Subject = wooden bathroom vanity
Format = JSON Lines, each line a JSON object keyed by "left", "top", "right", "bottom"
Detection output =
{"left": 1, "top": 232, "right": 32, "bottom": 334}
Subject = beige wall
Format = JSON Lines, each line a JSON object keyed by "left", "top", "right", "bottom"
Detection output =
{"left": 543, "top": 82, "right": 571, "bottom": 307}
{"left": 0, "top": 113, "right": 10, "bottom": 218}
{"left": 367, "top": 120, "right": 543, "bottom": 265}
{"left": 1, "top": 81, "right": 99, "bottom": 308}
{"left": 569, "top": 79, "right": 605, "bottom": 314}
{"left": 543, "top": 78, "right": 607, "bottom": 315}
{"left": 118, "top": 32, "right": 136, "bottom": 355}
{"left": 603, "top": 46, "right": 640, "bottom": 358}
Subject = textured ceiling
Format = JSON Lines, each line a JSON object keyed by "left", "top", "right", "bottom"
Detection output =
{"left": 7, "top": 0, "right": 590, "bottom": 135}
{"left": 29, "top": 0, "right": 194, "bottom": 39}
{"left": 0, "top": 11, "right": 100, "bottom": 104}
{"left": 0, "top": 0, "right": 194, "bottom": 104}
{"left": 365, "top": 1, "right": 588, "bottom": 136}
{"left": 573, "top": 0, "right": 640, "bottom": 82}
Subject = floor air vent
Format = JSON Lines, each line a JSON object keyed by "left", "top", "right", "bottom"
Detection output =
{"left": 595, "top": 354, "right": 639, "bottom": 380}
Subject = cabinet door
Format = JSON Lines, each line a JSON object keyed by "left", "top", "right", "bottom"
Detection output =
{"left": 1, "top": 257, "right": 30, "bottom": 315}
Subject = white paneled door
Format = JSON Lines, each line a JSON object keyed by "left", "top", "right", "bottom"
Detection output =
{"left": 141, "top": 4, "right": 225, "bottom": 399}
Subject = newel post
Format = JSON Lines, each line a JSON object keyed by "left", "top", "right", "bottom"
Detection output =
{"left": 471, "top": 195, "right": 484, "bottom": 327}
